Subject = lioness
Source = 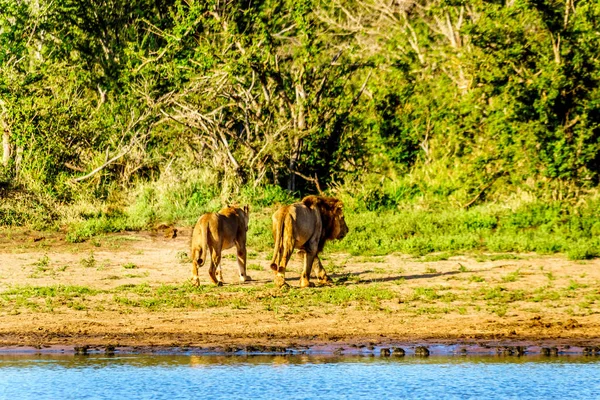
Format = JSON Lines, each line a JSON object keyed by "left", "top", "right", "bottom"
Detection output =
{"left": 270, "top": 195, "right": 349, "bottom": 288}
{"left": 190, "top": 205, "right": 250, "bottom": 286}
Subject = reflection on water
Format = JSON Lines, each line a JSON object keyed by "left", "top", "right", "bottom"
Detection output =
{"left": 1, "top": 354, "right": 599, "bottom": 400}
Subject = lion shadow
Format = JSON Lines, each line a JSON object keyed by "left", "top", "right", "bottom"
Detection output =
{"left": 330, "top": 264, "right": 512, "bottom": 284}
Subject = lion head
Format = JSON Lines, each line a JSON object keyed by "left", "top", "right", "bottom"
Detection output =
{"left": 301, "top": 195, "right": 349, "bottom": 250}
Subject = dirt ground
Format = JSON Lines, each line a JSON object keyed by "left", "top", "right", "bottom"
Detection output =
{"left": 1, "top": 227, "right": 600, "bottom": 354}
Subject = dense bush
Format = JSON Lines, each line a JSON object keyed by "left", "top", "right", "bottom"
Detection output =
{"left": 2, "top": 1, "right": 600, "bottom": 259}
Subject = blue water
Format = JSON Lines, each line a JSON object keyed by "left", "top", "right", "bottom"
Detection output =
{"left": 1, "top": 355, "right": 599, "bottom": 400}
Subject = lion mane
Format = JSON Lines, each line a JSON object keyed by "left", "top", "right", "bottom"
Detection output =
{"left": 270, "top": 195, "right": 348, "bottom": 287}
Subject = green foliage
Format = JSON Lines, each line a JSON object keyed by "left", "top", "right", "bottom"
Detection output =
{"left": 328, "top": 198, "right": 600, "bottom": 258}
{"left": 1, "top": 0, "right": 600, "bottom": 263}
{"left": 239, "top": 185, "right": 296, "bottom": 208}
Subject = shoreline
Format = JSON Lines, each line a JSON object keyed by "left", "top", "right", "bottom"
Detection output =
{"left": 1, "top": 335, "right": 600, "bottom": 357}
{"left": 3, "top": 231, "right": 600, "bottom": 360}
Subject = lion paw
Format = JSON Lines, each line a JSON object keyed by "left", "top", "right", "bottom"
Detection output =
{"left": 318, "top": 276, "right": 334, "bottom": 286}
{"left": 240, "top": 275, "right": 252, "bottom": 283}
{"left": 274, "top": 275, "right": 288, "bottom": 288}
{"left": 300, "top": 279, "right": 315, "bottom": 288}
{"left": 191, "top": 277, "right": 200, "bottom": 287}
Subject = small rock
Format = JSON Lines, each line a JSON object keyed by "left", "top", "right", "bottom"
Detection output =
{"left": 541, "top": 347, "right": 558, "bottom": 356}
{"left": 392, "top": 347, "right": 405, "bottom": 356}
{"left": 564, "top": 319, "right": 581, "bottom": 329}
{"left": 74, "top": 345, "right": 89, "bottom": 355}
{"left": 380, "top": 348, "right": 391, "bottom": 357}
{"left": 497, "top": 346, "right": 516, "bottom": 355}
{"left": 415, "top": 346, "right": 430, "bottom": 356}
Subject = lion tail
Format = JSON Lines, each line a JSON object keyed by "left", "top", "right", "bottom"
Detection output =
{"left": 192, "top": 220, "right": 210, "bottom": 268}
{"left": 270, "top": 211, "right": 295, "bottom": 274}
{"left": 271, "top": 210, "right": 291, "bottom": 273}
{"left": 270, "top": 216, "right": 284, "bottom": 273}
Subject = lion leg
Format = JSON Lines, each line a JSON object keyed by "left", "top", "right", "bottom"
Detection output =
{"left": 213, "top": 251, "right": 224, "bottom": 286}
{"left": 191, "top": 249, "right": 200, "bottom": 287}
{"left": 300, "top": 250, "right": 317, "bottom": 288}
{"left": 274, "top": 243, "right": 294, "bottom": 288}
{"left": 274, "top": 263, "right": 288, "bottom": 288}
{"left": 207, "top": 248, "right": 222, "bottom": 286}
{"left": 313, "top": 256, "right": 333, "bottom": 285}
{"left": 216, "top": 267, "right": 224, "bottom": 285}
{"left": 236, "top": 246, "right": 251, "bottom": 283}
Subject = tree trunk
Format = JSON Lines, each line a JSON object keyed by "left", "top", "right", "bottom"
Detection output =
{"left": 2, "top": 121, "right": 10, "bottom": 167}
{"left": 287, "top": 78, "right": 306, "bottom": 192}
{"left": 288, "top": 137, "right": 303, "bottom": 192}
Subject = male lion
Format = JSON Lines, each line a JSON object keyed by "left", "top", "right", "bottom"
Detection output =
{"left": 270, "top": 195, "right": 349, "bottom": 288}
{"left": 190, "top": 205, "right": 250, "bottom": 286}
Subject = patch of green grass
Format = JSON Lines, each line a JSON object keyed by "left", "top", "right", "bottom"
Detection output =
{"left": 469, "top": 275, "right": 485, "bottom": 283}
{"left": 490, "top": 304, "right": 508, "bottom": 317}
{"left": 328, "top": 200, "right": 600, "bottom": 258}
{"left": 531, "top": 287, "right": 561, "bottom": 302}
{"left": 324, "top": 262, "right": 345, "bottom": 275}
{"left": 501, "top": 269, "right": 521, "bottom": 283}
{"left": 123, "top": 263, "right": 137, "bottom": 269}
{"left": 261, "top": 284, "right": 395, "bottom": 312}
{"left": 32, "top": 254, "right": 50, "bottom": 268}
{"left": 66, "top": 212, "right": 143, "bottom": 243}
{"left": 475, "top": 253, "right": 521, "bottom": 262}
{"left": 247, "top": 264, "right": 264, "bottom": 271}
{"left": 476, "top": 286, "right": 525, "bottom": 304}
{"left": 0, "top": 284, "right": 98, "bottom": 312}
{"left": 567, "top": 280, "right": 588, "bottom": 291}
{"left": 29, "top": 255, "right": 54, "bottom": 278}
{"left": 567, "top": 244, "right": 598, "bottom": 261}
{"left": 411, "top": 287, "right": 440, "bottom": 302}
{"left": 124, "top": 272, "right": 150, "bottom": 278}
{"left": 176, "top": 251, "right": 190, "bottom": 263}
{"left": 246, "top": 210, "right": 273, "bottom": 252}
{"left": 1, "top": 285, "right": 98, "bottom": 298}
{"left": 424, "top": 267, "right": 438, "bottom": 274}
{"left": 355, "top": 256, "right": 386, "bottom": 263}
{"left": 80, "top": 252, "right": 96, "bottom": 268}
{"left": 109, "top": 283, "right": 260, "bottom": 311}
{"left": 411, "top": 306, "right": 451, "bottom": 316}
{"left": 69, "top": 301, "right": 87, "bottom": 311}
